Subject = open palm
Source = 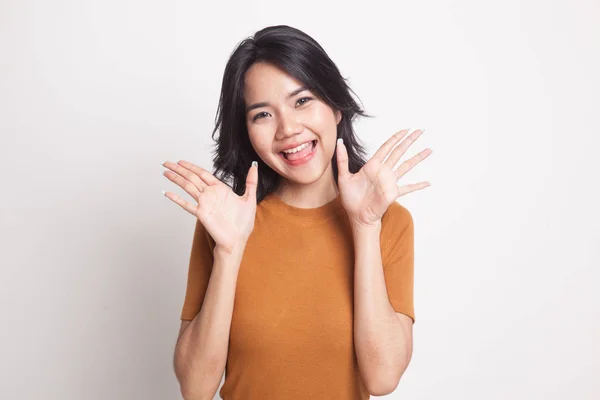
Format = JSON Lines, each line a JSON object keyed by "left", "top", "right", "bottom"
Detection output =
{"left": 336, "top": 128, "right": 432, "bottom": 227}
{"left": 162, "top": 160, "right": 258, "bottom": 252}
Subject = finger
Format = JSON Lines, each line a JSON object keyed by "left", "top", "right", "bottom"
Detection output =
{"left": 162, "top": 190, "right": 198, "bottom": 216}
{"left": 244, "top": 161, "right": 258, "bottom": 201}
{"left": 336, "top": 138, "right": 350, "bottom": 178}
{"left": 394, "top": 148, "right": 432, "bottom": 180}
{"left": 177, "top": 160, "right": 220, "bottom": 186}
{"left": 371, "top": 128, "right": 412, "bottom": 163}
{"left": 163, "top": 161, "right": 206, "bottom": 193}
{"left": 385, "top": 129, "right": 426, "bottom": 167}
{"left": 163, "top": 169, "right": 202, "bottom": 201}
{"left": 396, "top": 181, "right": 431, "bottom": 198}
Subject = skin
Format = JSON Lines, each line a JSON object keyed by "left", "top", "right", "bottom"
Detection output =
{"left": 243, "top": 61, "right": 342, "bottom": 208}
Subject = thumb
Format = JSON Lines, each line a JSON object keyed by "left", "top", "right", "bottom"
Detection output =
{"left": 336, "top": 138, "right": 349, "bottom": 178}
{"left": 244, "top": 160, "right": 258, "bottom": 201}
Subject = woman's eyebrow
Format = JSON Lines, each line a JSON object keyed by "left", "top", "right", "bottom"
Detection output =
{"left": 245, "top": 86, "right": 308, "bottom": 113}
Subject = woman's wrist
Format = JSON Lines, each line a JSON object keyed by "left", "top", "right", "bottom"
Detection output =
{"left": 214, "top": 241, "right": 247, "bottom": 258}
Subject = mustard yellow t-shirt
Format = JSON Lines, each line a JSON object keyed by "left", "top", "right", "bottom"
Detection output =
{"left": 180, "top": 192, "right": 415, "bottom": 399}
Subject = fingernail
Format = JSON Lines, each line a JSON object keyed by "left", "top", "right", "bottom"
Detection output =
{"left": 161, "top": 190, "right": 166, "bottom": 196}
{"left": 337, "top": 138, "right": 343, "bottom": 145}
{"left": 160, "top": 161, "right": 165, "bottom": 166}
{"left": 252, "top": 161, "right": 257, "bottom": 168}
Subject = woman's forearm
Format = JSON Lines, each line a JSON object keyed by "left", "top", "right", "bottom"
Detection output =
{"left": 351, "top": 221, "right": 411, "bottom": 396}
{"left": 174, "top": 245, "right": 245, "bottom": 400}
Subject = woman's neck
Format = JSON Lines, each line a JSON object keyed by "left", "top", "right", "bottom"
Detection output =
{"left": 274, "top": 177, "right": 339, "bottom": 209}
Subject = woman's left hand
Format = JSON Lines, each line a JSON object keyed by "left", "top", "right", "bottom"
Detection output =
{"left": 336, "top": 128, "right": 432, "bottom": 228}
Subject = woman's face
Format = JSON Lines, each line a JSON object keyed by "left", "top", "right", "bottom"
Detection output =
{"left": 243, "top": 62, "right": 341, "bottom": 186}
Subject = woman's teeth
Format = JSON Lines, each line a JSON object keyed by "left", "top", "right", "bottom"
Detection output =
{"left": 282, "top": 141, "right": 311, "bottom": 154}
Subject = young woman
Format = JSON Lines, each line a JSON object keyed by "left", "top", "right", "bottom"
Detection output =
{"left": 163, "top": 25, "right": 432, "bottom": 400}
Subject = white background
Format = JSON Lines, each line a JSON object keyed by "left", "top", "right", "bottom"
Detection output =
{"left": 1, "top": 0, "right": 598, "bottom": 399}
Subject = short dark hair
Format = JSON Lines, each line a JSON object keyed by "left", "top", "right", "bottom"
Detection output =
{"left": 210, "top": 25, "right": 371, "bottom": 202}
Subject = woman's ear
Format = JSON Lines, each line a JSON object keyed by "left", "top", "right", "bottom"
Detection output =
{"left": 335, "top": 110, "right": 342, "bottom": 125}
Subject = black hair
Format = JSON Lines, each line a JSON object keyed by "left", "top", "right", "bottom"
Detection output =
{"left": 210, "top": 25, "right": 371, "bottom": 203}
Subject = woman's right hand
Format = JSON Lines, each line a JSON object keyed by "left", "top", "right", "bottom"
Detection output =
{"left": 162, "top": 160, "right": 259, "bottom": 253}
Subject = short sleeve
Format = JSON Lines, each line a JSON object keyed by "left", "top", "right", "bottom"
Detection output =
{"left": 180, "top": 219, "right": 216, "bottom": 321}
{"left": 380, "top": 202, "right": 415, "bottom": 324}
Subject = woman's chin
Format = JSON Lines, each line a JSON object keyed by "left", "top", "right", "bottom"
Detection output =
{"left": 278, "top": 159, "right": 335, "bottom": 186}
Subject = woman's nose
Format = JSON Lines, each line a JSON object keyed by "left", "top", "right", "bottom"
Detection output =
{"left": 277, "top": 111, "right": 303, "bottom": 138}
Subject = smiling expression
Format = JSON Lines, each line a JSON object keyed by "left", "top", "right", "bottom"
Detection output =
{"left": 244, "top": 62, "right": 341, "bottom": 185}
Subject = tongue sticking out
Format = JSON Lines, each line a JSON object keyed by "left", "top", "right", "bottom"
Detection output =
{"left": 283, "top": 141, "right": 314, "bottom": 161}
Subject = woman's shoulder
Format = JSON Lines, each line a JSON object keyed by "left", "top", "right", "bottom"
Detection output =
{"left": 382, "top": 201, "right": 413, "bottom": 226}
{"left": 380, "top": 201, "right": 414, "bottom": 245}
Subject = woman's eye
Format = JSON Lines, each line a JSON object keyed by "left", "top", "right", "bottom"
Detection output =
{"left": 252, "top": 111, "right": 269, "bottom": 121}
{"left": 252, "top": 98, "right": 312, "bottom": 121}
{"left": 296, "top": 97, "right": 312, "bottom": 106}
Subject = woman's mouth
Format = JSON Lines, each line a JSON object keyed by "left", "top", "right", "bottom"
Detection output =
{"left": 279, "top": 140, "right": 317, "bottom": 166}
